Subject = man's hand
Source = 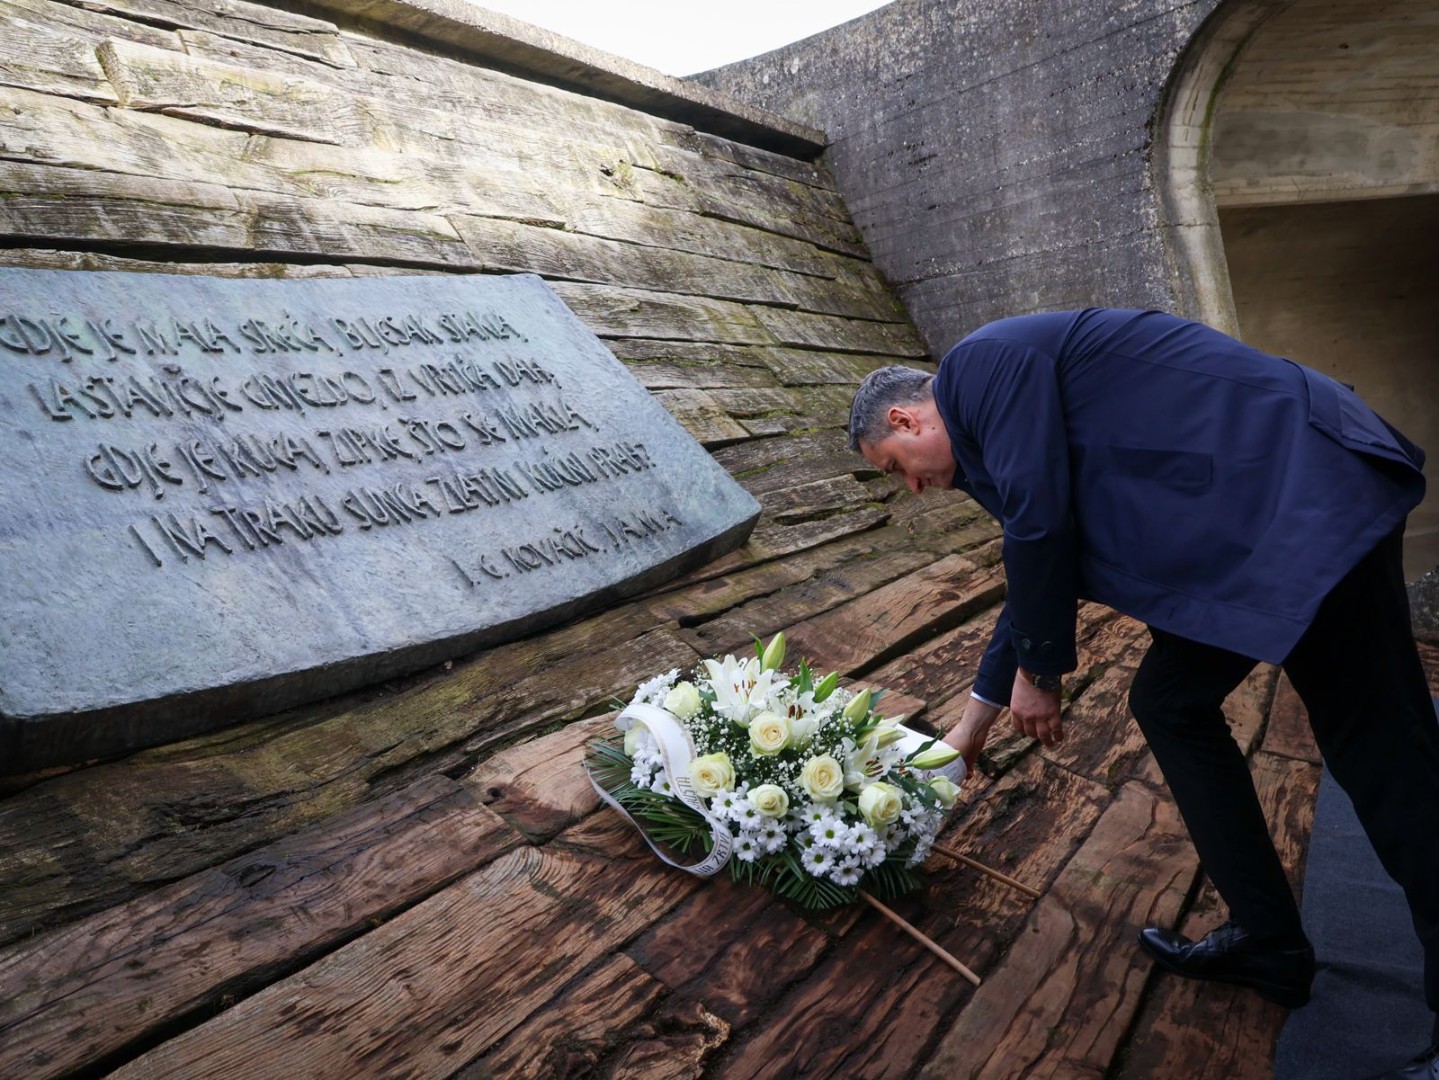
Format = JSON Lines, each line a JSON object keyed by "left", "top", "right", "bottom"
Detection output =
{"left": 1010, "top": 671, "right": 1064, "bottom": 747}
{"left": 944, "top": 693, "right": 1002, "bottom": 770}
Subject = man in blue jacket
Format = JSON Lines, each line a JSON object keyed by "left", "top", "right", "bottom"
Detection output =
{"left": 849, "top": 308, "right": 1438, "bottom": 1080}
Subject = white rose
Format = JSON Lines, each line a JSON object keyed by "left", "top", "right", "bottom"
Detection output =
{"left": 858, "top": 782, "right": 904, "bottom": 827}
{"left": 623, "top": 722, "right": 645, "bottom": 757}
{"left": 688, "top": 752, "right": 735, "bottom": 798}
{"left": 928, "top": 776, "right": 961, "bottom": 809}
{"left": 749, "top": 784, "right": 790, "bottom": 818}
{"left": 748, "top": 711, "right": 792, "bottom": 756}
{"left": 663, "top": 681, "right": 701, "bottom": 719}
{"left": 800, "top": 754, "right": 845, "bottom": 801}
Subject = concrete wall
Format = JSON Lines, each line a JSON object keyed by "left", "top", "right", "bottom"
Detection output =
{"left": 697, "top": 0, "right": 1224, "bottom": 354}
{"left": 1210, "top": 0, "right": 1439, "bottom": 206}
{"left": 700, "top": 0, "right": 1439, "bottom": 581}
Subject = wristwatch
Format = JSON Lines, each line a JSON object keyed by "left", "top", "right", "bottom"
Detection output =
{"left": 1027, "top": 670, "right": 1062, "bottom": 692}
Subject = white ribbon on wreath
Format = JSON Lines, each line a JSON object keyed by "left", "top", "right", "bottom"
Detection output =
{"left": 588, "top": 701, "right": 734, "bottom": 877}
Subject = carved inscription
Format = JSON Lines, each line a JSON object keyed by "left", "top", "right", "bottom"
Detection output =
{"left": 1, "top": 295, "right": 685, "bottom": 583}
{"left": 0, "top": 270, "right": 760, "bottom": 768}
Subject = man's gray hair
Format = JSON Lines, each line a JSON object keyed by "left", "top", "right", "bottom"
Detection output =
{"left": 847, "top": 366, "right": 934, "bottom": 452}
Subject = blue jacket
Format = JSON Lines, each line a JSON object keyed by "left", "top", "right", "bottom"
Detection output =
{"left": 932, "top": 309, "right": 1426, "bottom": 705}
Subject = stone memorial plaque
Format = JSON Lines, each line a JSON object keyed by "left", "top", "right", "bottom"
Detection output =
{"left": 0, "top": 269, "right": 760, "bottom": 773}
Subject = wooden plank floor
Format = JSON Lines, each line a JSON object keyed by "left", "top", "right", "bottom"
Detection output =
{"left": 5, "top": 558, "right": 1433, "bottom": 1078}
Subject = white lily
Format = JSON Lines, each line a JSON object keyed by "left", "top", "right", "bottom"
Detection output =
{"left": 910, "top": 742, "right": 962, "bottom": 770}
{"left": 841, "top": 731, "right": 894, "bottom": 791}
{"left": 703, "top": 653, "right": 776, "bottom": 725}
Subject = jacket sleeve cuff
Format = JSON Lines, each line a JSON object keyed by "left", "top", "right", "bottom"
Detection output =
{"left": 1007, "top": 618, "right": 1077, "bottom": 677}
{"left": 974, "top": 609, "right": 1018, "bottom": 707}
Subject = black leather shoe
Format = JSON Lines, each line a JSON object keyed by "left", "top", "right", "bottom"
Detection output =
{"left": 1364, "top": 1041, "right": 1439, "bottom": 1080}
{"left": 1136, "top": 919, "right": 1314, "bottom": 1007}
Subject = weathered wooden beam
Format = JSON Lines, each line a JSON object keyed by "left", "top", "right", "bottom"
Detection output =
{"left": 97, "top": 37, "right": 370, "bottom": 145}
{"left": 779, "top": 554, "right": 1007, "bottom": 677}
{"left": 711, "top": 429, "right": 868, "bottom": 492}
{"left": 563, "top": 198, "right": 841, "bottom": 279}
{"left": 609, "top": 342, "right": 783, "bottom": 391}
{"left": 638, "top": 526, "right": 942, "bottom": 626}
{"left": 464, "top": 715, "right": 610, "bottom": 842}
{"left": 625, "top": 164, "right": 866, "bottom": 257}
{"left": 0, "top": 0, "right": 174, "bottom": 103}
{"left": 916, "top": 780, "right": 1199, "bottom": 1079}
{"left": 1260, "top": 671, "right": 1323, "bottom": 764}
{"left": 0, "top": 775, "right": 523, "bottom": 1080}
{"left": 650, "top": 388, "right": 753, "bottom": 447}
{"left": 755, "top": 304, "right": 929, "bottom": 357}
{"left": 0, "top": 621, "right": 697, "bottom": 946}
{"left": 0, "top": 160, "right": 473, "bottom": 266}
{"left": 103, "top": 832, "right": 699, "bottom": 1079}
{"left": 756, "top": 474, "right": 879, "bottom": 526}
{"left": 449, "top": 215, "right": 897, "bottom": 321}
{"left": 623, "top": 876, "right": 830, "bottom": 1027}
{"left": 1116, "top": 751, "right": 1321, "bottom": 1079}
{"left": 58, "top": 0, "right": 354, "bottom": 67}
{"left": 451, "top": 953, "right": 668, "bottom": 1080}
{"left": 298, "top": 0, "right": 828, "bottom": 158}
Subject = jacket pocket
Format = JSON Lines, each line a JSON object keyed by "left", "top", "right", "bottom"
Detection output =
{"left": 1299, "top": 363, "right": 1425, "bottom": 470}
{"left": 1106, "top": 445, "right": 1213, "bottom": 493}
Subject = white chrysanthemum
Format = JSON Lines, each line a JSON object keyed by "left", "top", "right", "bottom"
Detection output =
{"left": 830, "top": 859, "right": 864, "bottom": 887}
{"left": 710, "top": 788, "right": 744, "bottom": 821}
{"left": 838, "top": 822, "right": 874, "bottom": 857}
{"left": 809, "top": 812, "right": 847, "bottom": 850}
{"left": 908, "top": 837, "right": 934, "bottom": 867}
{"left": 801, "top": 803, "right": 830, "bottom": 826}
{"left": 632, "top": 668, "right": 680, "bottom": 707}
{"left": 734, "top": 834, "right": 761, "bottom": 863}
{"left": 733, "top": 801, "right": 763, "bottom": 828}
{"left": 801, "top": 846, "right": 831, "bottom": 874}
{"left": 758, "top": 819, "right": 788, "bottom": 853}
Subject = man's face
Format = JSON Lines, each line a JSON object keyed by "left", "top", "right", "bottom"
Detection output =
{"left": 858, "top": 402, "right": 956, "bottom": 495}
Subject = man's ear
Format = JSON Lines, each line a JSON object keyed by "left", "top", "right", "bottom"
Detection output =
{"left": 886, "top": 404, "right": 919, "bottom": 435}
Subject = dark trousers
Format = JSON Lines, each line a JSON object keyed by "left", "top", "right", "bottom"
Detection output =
{"left": 1128, "top": 528, "right": 1439, "bottom": 1014}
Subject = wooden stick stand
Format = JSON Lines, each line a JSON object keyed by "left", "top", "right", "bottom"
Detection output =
{"left": 932, "top": 843, "right": 1042, "bottom": 900}
{"left": 861, "top": 893, "right": 982, "bottom": 986}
